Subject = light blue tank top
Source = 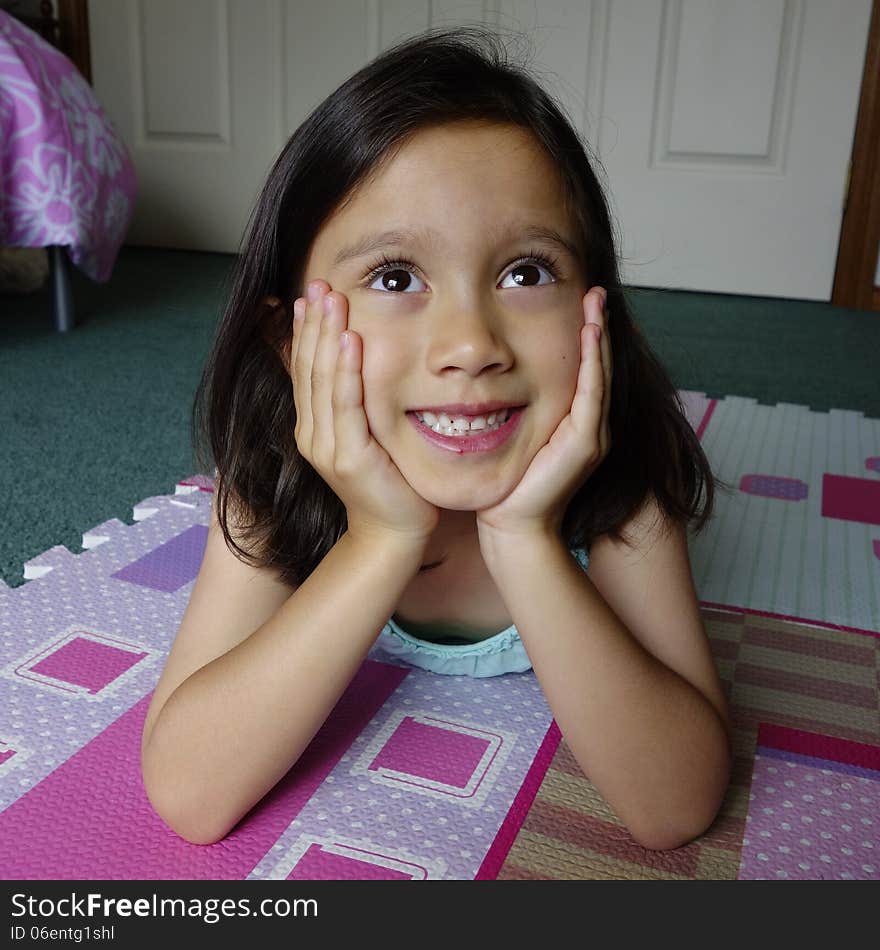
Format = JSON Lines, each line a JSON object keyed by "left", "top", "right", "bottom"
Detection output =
{"left": 371, "top": 547, "right": 589, "bottom": 678}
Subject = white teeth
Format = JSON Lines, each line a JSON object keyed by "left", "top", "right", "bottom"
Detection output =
{"left": 415, "top": 408, "right": 513, "bottom": 436}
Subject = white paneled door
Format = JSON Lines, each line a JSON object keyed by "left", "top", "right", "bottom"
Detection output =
{"left": 88, "top": 0, "right": 873, "bottom": 301}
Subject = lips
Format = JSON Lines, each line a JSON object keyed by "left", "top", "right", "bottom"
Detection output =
{"left": 407, "top": 406, "right": 524, "bottom": 454}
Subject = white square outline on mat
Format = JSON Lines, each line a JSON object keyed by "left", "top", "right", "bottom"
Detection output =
{"left": 350, "top": 708, "right": 517, "bottom": 806}
{"left": 257, "top": 831, "right": 448, "bottom": 881}
{"left": 2, "top": 627, "right": 156, "bottom": 701}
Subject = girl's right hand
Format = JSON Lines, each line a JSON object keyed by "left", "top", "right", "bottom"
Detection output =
{"left": 290, "top": 280, "right": 440, "bottom": 546}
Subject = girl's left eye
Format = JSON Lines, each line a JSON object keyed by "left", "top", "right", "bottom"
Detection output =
{"left": 362, "top": 251, "right": 561, "bottom": 294}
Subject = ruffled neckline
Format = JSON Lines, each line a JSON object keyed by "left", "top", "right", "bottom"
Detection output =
{"left": 383, "top": 615, "right": 520, "bottom": 656}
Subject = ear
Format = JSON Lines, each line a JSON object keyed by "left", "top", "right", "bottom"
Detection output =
{"left": 259, "top": 296, "right": 293, "bottom": 366}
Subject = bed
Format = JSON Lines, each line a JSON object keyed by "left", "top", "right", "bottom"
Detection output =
{"left": 0, "top": 4, "right": 136, "bottom": 331}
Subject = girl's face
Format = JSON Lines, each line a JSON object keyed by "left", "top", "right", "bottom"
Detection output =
{"left": 302, "top": 120, "right": 589, "bottom": 512}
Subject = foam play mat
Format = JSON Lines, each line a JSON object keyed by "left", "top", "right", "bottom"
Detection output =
{"left": 1, "top": 391, "right": 878, "bottom": 880}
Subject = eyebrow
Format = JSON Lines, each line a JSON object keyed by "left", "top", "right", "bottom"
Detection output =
{"left": 332, "top": 223, "right": 581, "bottom": 267}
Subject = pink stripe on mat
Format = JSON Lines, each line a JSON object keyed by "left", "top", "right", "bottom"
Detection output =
{"left": 694, "top": 398, "right": 718, "bottom": 441}
{"left": 475, "top": 720, "right": 562, "bottom": 880}
{"left": 0, "top": 660, "right": 408, "bottom": 879}
{"left": 757, "top": 723, "right": 880, "bottom": 771}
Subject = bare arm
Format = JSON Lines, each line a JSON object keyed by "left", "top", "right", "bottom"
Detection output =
{"left": 141, "top": 528, "right": 425, "bottom": 845}
{"left": 479, "top": 512, "right": 732, "bottom": 852}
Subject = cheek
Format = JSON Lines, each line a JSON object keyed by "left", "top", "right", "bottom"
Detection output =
{"left": 534, "top": 327, "right": 582, "bottom": 411}
{"left": 358, "top": 329, "right": 410, "bottom": 421}
{"left": 550, "top": 335, "right": 581, "bottom": 374}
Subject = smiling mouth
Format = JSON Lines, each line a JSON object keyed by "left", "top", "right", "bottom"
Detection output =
{"left": 411, "top": 408, "right": 515, "bottom": 437}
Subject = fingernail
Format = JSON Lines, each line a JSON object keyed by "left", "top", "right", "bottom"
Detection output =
{"left": 322, "top": 294, "right": 333, "bottom": 315}
{"left": 293, "top": 298, "right": 306, "bottom": 317}
{"left": 307, "top": 282, "right": 321, "bottom": 302}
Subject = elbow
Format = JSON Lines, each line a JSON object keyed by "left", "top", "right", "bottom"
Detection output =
{"left": 144, "top": 781, "right": 235, "bottom": 846}
{"left": 631, "top": 823, "right": 710, "bottom": 853}
{"left": 630, "top": 805, "right": 723, "bottom": 852}
{"left": 630, "top": 749, "right": 733, "bottom": 853}
{"left": 162, "top": 816, "right": 230, "bottom": 847}
{"left": 176, "top": 825, "right": 232, "bottom": 847}
{"left": 141, "top": 752, "right": 236, "bottom": 847}
{"left": 161, "top": 802, "right": 233, "bottom": 846}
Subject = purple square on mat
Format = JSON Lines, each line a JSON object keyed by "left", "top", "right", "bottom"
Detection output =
{"left": 111, "top": 524, "right": 208, "bottom": 592}
{"left": 29, "top": 637, "right": 147, "bottom": 694}
{"left": 369, "top": 717, "right": 490, "bottom": 788}
{"left": 288, "top": 844, "right": 414, "bottom": 881}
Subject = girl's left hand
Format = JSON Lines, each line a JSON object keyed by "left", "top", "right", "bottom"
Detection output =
{"left": 476, "top": 286, "right": 612, "bottom": 540}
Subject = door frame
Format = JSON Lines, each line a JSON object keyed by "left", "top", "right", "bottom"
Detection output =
{"left": 833, "top": 0, "right": 880, "bottom": 312}
{"left": 57, "top": 0, "right": 92, "bottom": 83}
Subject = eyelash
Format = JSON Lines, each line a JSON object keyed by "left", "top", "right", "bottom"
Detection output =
{"left": 361, "top": 247, "right": 562, "bottom": 289}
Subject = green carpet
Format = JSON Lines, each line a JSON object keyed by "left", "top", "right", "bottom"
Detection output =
{"left": 1, "top": 246, "right": 877, "bottom": 590}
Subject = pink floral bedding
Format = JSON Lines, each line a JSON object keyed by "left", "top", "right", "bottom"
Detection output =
{"left": 0, "top": 10, "right": 136, "bottom": 282}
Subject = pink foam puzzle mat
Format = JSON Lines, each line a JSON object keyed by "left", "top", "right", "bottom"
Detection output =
{"left": 1, "top": 391, "right": 878, "bottom": 880}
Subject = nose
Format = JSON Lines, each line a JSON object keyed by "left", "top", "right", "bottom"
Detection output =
{"left": 425, "top": 300, "right": 514, "bottom": 377}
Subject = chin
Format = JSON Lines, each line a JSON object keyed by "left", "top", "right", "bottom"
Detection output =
{"left": 403, "top": 472, "right": 518, "bottom": 513}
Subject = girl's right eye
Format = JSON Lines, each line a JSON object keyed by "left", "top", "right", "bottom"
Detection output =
{"left": 364, "top": 256, "right": 425, "bottom": 294}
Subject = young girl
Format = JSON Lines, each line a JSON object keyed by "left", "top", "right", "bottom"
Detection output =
{"left": 141, "top": 26, "right": 733, "bottom": 852}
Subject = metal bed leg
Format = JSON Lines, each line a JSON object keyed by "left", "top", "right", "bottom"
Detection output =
{"left": 49, "top": 245, "right": 75, "bottom": 332}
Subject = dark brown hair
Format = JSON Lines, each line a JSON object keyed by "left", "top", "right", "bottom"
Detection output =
{"left": 193, "top": 25, "right": 733, "bottom": 587}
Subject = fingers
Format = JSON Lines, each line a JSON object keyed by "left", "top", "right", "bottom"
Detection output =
{"left": 292, "top": 288, "right": 317, "bottom": 450}
{"left": 292, "top": 280, "right": 367, "bottom": 475}
{"left": 291, "top": 279, "right": 334, "bottom": 455}
{"left": 575, "top": 286, "right": 612, "bottom": 458}
{"left": 592, "top": 288, "right": 612, "bottom": 452}
{"left": 311, "top": 291, "right": 347, "bottom": 462}
{"left": 332, "top": 328, "right": 372, "bottom": 470}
